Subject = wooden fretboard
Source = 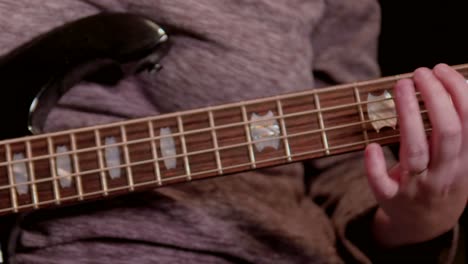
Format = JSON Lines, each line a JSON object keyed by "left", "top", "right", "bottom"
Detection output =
{"left": 1, "top": 64, "right": 467, "bottom": 215}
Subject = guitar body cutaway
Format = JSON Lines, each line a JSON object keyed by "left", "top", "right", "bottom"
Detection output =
{"left": 0, "top": 12, "right": 169, "bottom": 139}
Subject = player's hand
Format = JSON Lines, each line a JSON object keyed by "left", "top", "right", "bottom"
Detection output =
{"left": 364, "top": 63, "right": 468, "bottom": 247}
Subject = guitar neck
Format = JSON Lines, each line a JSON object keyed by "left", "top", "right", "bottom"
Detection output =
{"left": 1, "top": 64, "right": 468, "bottom": 215}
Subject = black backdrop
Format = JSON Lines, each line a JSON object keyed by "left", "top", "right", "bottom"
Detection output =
{"left": 379, "top": 1, "right": 468, "bottom": 74}
{"left": 378, "top": 1, "right": 467, "bottom": 262}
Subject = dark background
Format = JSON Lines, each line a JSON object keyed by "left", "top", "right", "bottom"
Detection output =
{"left": 378, "top": 1, "right": 467, "bottom": 262}
{"left": 378, "top": 1, "right": 468, "bottom": 74}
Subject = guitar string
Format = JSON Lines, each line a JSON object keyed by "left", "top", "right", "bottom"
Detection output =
{"left": 0, "top": 64, "right": 435, "bottom": 149}
{"left": 0, "top": 66, "right": 466, "bottom": 212}
{"left": 0, "top": 67, "right": 458, "bottom": 211}
{"left": 0, "top": 93, "right": 425, "bottom": 167}
{"left": 0, "top": 104, "right": 430, "bottom": 190}
{"left": 0, "top": 71, "right": 442, "bottom": 208}
{"left": 2, "top": 61, "right": 466, "bottom": 151}
{"left": 0, "top": 110, "right": 429, "bottom": 193}
{"left": 0, "top": 127, "right": 432, "bottom": 214}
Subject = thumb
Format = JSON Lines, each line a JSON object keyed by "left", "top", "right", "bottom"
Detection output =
{"left": 365, "top": 143, "right": 399, "bottom": 201}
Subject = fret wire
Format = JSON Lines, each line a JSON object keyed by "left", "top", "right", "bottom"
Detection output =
{"left": 0, "top": 128, "right": 432, "bottom": 200}
{"left": 0, "top": 111, "right": 409, "bottom": 192}
{"left": 1, "top": 61, "right": 460, "bottom": 210}
{"left": 0, "top": 127, "right": 433, "bottom": 214}
{"left": 1, "top": 61, "right": 462, "bottom": 151}
{"left": 0, "top": 94, "right": 427, "bottom": 196}
{"left": 47, "top": 137, "right": 62, "bottom": 205}
{"left": 353, "top": 86, "right": 370, "bottom": 144}
{"left": 208, "top": 110, "right": 223, "bottom": 175}
{"left": 276, "top": 99, "right": 292, "bottom": 162}
{"left": 241, "top": 105, "right": 256, "bottom": 169}
{"left": 3, "top": 64, "right": 438, "bottom": 149}
{"left": 25, "top": 141, "right": 39, "bottom": 209}
{"left": 70, "top": 133, "right": 84, "bottom": 200}
{"left": 177, "top": 115, "right": 192, "bottom": 181}
{"left": 5, "top": 144, "right": 18, "bottom": 212}
{"left": 94, "top": 129, "right": 109, "bottom": 196}
{"left": 0, "top": 111, "right": 404, "bottom": 193}
{"left": 0, "top": 95, "right": 401, "bottom": 168}
{"left": 147, "top": 121, "right": 162, "bottom": 186}
{"left": 314, "top": 94, "right": 330, "bottom": 155}
{"left": 120, "top": 125, "right": 135, "bottom": 191}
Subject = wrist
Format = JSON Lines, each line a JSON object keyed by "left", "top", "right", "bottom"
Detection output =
{"left": 371, "top": 207, "right": 452, "bottom": 248}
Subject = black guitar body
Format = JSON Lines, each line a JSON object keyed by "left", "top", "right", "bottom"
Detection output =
{"left": 0, "top": 13, "right": 170, "bottom": 263}
{"left": 0, "top": 12, "right": 169, "bottom": 140}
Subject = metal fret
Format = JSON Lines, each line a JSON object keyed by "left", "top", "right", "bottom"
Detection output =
{"left": 5, "top": 144, "right": 18, "bottom": 212}
{"left": 208, "top": 110, "right": 223, "bottom": 175}
{"left": 353, "top": 86, "right": 370, "bottom": 144}
{"left": 314, "top": 94, "right": 330, "bottom": 155}
{"left": 47, "top": 137, "right": 61, "bottom": 205}
{"left": 94, "top": 130, "right": 109, "bottom": 196}
{"left": 120, "top": 125, "right": 135, "bottom": 191}
{"left": 177, "top": 116, "right": 192, "bottom": 181}
{"left": 25, "top": 141, "right": 39, "bottom": 209}
{"left": 276, "top": 100, "right": 292, "bottom": 162}
{"left": 0, "top": 63, "right": 465, "bottom": 217}
{"left": 147, "top": 121, "right": 162, "bottom": 186}
{"left": 70, "top": 133, "right": 84, "bottom": 200}
{"left": 241, "top": 105, "right": 256, "bottom": 169}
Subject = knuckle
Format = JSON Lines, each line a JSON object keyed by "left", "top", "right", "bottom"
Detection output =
{"left": 439, "top": 124, "right": 462, "bottom": 141}
{"left": 406, "top": 144, "right": 428, "bottom": 160}
{"left": 405, "top": 144, "right": 429, "bottom": 169}
{"left": 417, "top": 175, "right": 453, "bottom": 197}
